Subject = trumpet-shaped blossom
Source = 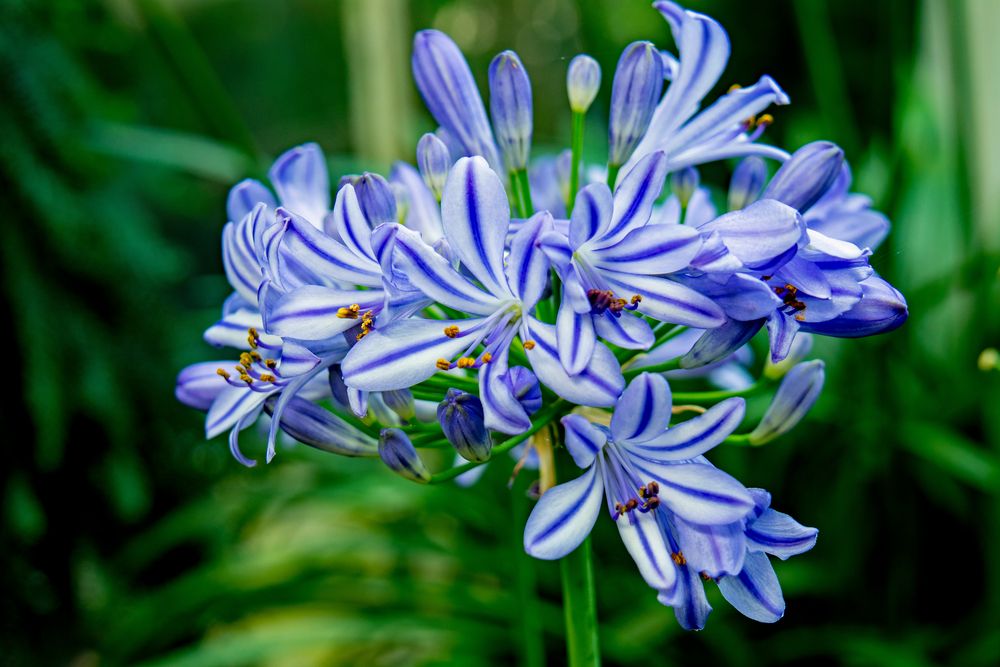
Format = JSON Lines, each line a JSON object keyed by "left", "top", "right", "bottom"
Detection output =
{"left": 342, "top": 156, "right": 626, "bottom": 433}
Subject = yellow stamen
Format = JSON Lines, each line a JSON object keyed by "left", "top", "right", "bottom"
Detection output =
{"left": 671, "top": 551, "right": 687, "bottom": 566}
{"left": 481, "top": 352, "right": 493, "bottom": 364}
{"left": 265, "top": 359, "right": 277, "bottom": 369}
{"left": 436, "top": 358, "right": 451, "bottom": 371}
{"left": 443, "top": 325, "right": 460, "bottom": 338}
{"left": 522, "top": 340, "right": 536, "bottom": 350}
{"left": 756, "top": 113, "right": 774, "bottom": 127}
{"left": 457, "top": 356, "right": 477, "bottom": 369}
{"left": 630, "top": 294, "right": 642, "bottom": 305}
{"left": 337, "top": 304, "right": 362, "bottom": 319}
{"left": 249, "top": 350, "right": 262, "bottom": 362}
{"left": 259, "top": 373, "right": 276, "bottom": 382}
{"left": 728, "top": 83, "right": 742, "bottom": 93}
{"left": 216, "top": 368, "right": 231, "bottom": 379}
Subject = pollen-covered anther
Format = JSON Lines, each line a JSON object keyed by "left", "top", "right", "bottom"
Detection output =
{"left": 259, "top": 373, "right": 276, "bottom": 383}
{"left": 337, "top": 304, "right": 362, "bottom": 319}
{"left": 728, "top": 83, "right": 742, "bottom": 93}
{"left": 247, "top": 327, "right": 260, "bottom": 349}
{"left": 643, "top": 496, "right": 660, "bottom": 510}
{"left": 216, "top": 368, "right": 231, "bottom": 379}
{"left": 356, "top": 311, "right": 375, "bottom": 340}
{"left": 756, "top": 113, "right": 774, "bottom": 128}
{"left": 671, "top": 551, "right": 687, "bottom": 566}
{"left": 624, "top": 498, "right": 639, "bottom": 512}
{"left": 436, "top": 358, "right": 452, "bottom": 371}
{"left": 443, "top": 325, "right": 460, "bottom": 338}
{"left": 239, "top": 373, "right": 253, "bottom": 385}
{"left": 249, "top": 351, "right": 262, "bottom": 362}
{"left": 522, "top": 340, "right": 536, "bottom": 350}
{"left": 481, "top": 352, "right": 493, "bottom": 364}
{"left": 264, "top": 359, "right": 277, "bottom": 369}
{"left": 239, "top": 352, "right": 253, "bottom": 368}
{"left": 456, "top": 356, "right": 477, "bottom": 369}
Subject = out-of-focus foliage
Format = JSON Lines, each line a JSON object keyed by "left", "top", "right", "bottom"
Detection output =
{"left": 1, "top": 0, "right": 997, "bottom": 666}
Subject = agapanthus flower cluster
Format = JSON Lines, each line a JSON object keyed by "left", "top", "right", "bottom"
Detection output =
{"left": 176, "top": 1, "right": 906, "bottom": 630}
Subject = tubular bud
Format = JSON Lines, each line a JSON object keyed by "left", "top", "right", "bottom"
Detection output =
{"left": 728, "top": 157, "right": 768, "bottom": 211}
{"left": 378, "top": 428, "right": 431, "bottom": 483}
{"left": 508, "top": 366, "right": 542, "bottom": 415}
{"left": 416, "top": 132, "right": 451, "bottom": 200}
{"left": 567, "top": 54, "right": 601, "bottom": 113}
{"left": 670, "top": 167, "right": 699, "bottom": 208}
{"left": 762, "top": 141, "right": 844, "bottom": 213}
{"left": 749, "top": 360, "right": 825, "bottom": 445}
{"left": 351, "top": 172, "right": 397, "bottom": 225}
{"left": 437, "top": 389, "right": 492, "bottom": 462}
{"left": 489, "top": 50, "right": 533, "bottom": 171}
{"left": 608, "top": 41, "right": 663, "bottom": 167}
{"left": 383, "top": 388, "right": 416, "bottom": 422}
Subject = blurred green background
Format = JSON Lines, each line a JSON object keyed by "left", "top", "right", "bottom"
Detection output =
{"left": 2, "top": 0, "right": 998, "bottom": 665}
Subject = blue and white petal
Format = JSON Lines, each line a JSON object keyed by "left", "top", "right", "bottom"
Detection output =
{"left": 610, "top": 373, "right": 672, "bottom": 445}
{"left": 590, "top": 223, "right": 702, "bottom": 275}
{"left": 524, "top": 464, "right": 606, "bottom": 559}
{"left": 718, "top": 551, "right": 785, "bottom": 623}
{"left": 561, "top": 414, "right": 608, "bottom": 468}
{"left": 746, "top": 508, "right": 818, "bottom": 559}
{"left": 600, "top": 269, "right": 726, "bottom": 328}
{"left": 624, "top": 397, "right": 745, "bottom": 461}
{"left": 268, "top": 143, "right": 330, "bottom": 225}
{"left": 615, "top": 510, "right": 678, "bottom": 590}
{"left": 674, "top": 517, "right": 746, "bottom": 578}
{"left": 627, "top": 459, "right": 754, "bottom": 525}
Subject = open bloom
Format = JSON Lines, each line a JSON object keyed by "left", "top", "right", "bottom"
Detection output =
{"left": 342, "top": 156, "right": 626, "bottom": 434}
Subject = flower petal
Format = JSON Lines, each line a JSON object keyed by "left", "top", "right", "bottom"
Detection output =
{"left": 206, "top": 386, "right": 268, "bottom": 439}
{"left": 331, "top": 183, "right": 376, "bottom": 262}
{"left": 601, "top": 269, "right": 726, "bottom": 328}
{"left": 615, "top": 510, "right": 678, "bottom": 590}
{"left": 627, "top": 460, "right": 754, "bottom": 524}
{"left": 610, "top": 372, "right": 672, "bottom": 445}
{"left": 441, "top": 156, "right": 512, "bottom": 297}
{"left": 268, "top": 143, "right": 330, "bottom": 225}
{"left": 524, "top": 464, "right": 605, "bottom": 559}
{"left": 222, "top": 204, "right": 270, "bottom": 305}
{"left": 569, "top": 183, "right": 613, "bottom": 248}
{"left": 697, "top": 199, "right": 806, "bottom": 269}
{"left": 227, "top": 179, "right": 275, "bottom": 223}
{"left": 506, "top": 211, "right": 553, "bottom": 310}
{"left": 591, "top": 223, "right": 702, "bottom": 275}
{"left": 562, "top": 414, "right": 608, "bottom": 468}
{"left": 203, "top": 309, "right": 281, "bottom": 351}
{"left": 557, "top": 300, "right": 597, "bottom": 375}
{"left": 749, "top": 360, "right": 824, "bottom": 444}
{"left": 746, "top": 507, "right": 818, "bottom": 560}
{"left": 680, "top": 318, "right": 763, "bottom": 369}
{"left": 625, "top": 397, "right": 745, "bottom": 461}
{"left": 267, "top": 396, "right": 378, "bottom": 457}
{"left": 597, "top": 151, "right": 669, "bottom": 246}
{"left": 674, "top": 516, "right": 746, "bottom": 578}
{"left": 718, "top": 551, "right": 785, "bottom": 623}
{"left": 264, "top": 285, "right": 384, "bottom": 340}
{"left": 660, "top": 562, "right": 713, "bottom": 631}
{"left": 522, "top": 317, "right": 625, "bottom": 407}
{"left": 480, "top": 352, "right": 532, "bottom": 435}
{"left": 593, "top": 312, "right": 655, "bottom": 350}
{"left": 176, "top": 361, "right": 231, "bottom": 410}
{"left": 267, "top": 209, "right": 382, "bottom": 289}
{"left": 341, "top": 317, "right": 488, "bottom": 391}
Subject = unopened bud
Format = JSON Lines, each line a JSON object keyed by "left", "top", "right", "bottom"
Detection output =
{"left": 762, "top": 142, "right": 844, "bottom": 213}
{"left": 437, "top": 389, "right": 492, "bottom": 462}
{"left": 353, "top": 173, "right": 397, "bottom": 225}
{"left": 383, "top": 388, "right": 416, "bottom": 422}
{"left": 608, "top": 41, "right": 663, "bottom": 167}
{"left": 728, "top": 157, "right": 768, "bottom": 211}
{"left": 378, "top": 428, "right": 431, "bottom": 483}
{"left": 749, "top": 360, "right": 825, "bottom": 445}
{"left": 416, "top": 133, "right": 451, "bottom": 200}
{"left": 567, "top": 54, "right": 601, "bottom": 113}
{"left": 670, "top": 167, "right": 699, "bottom": 208}
{"left": 489, "top": 50, "right": 533, "bottom": 171}
{"left": 507, "top": 366, "right": 542, "bottom": 415}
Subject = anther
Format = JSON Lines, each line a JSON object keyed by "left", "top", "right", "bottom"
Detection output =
{"left": 647, "top": 481, "right": 659, "bottom": 495}
{"left": 247, "top": 327, "right": 259, "bottom": 349}
{"left": 457, "top": 356, "right": 477, "bottom": 369}
{"left": 522, "top": 340, "right": 536, "bottom": 350}
{"left": 337, "top": 304, "right": 362, "bottom": 319}
{"left": 216, "top": 368, "right": 231, "bottom": 379}
{"left": 249, "top": 351, "right": 262, "bottom": 362}
{"left": 259, "top": 373, "right": 276, "bottom": 383}
{"left": 671, "top": 551, "right": 687, "bottom": 566}
{"left": 239, "top": 352, "right": 253, "bottom": 368}
{"left": 644, "top": 496, "right": 660, "bottom": 510}
{"left": 700, "top": 572, "right": 713, "bottom": 582}
{"left": 436, "top": 358, "right": 452, "bottom": 371}
{"left": 443, "top": 325, "right": 460, "bottom": 338}
{"left": 481, "top": 352, "right": 493, "bottom": 364}
{"left": 265, "top": 359, "right": 277, "bottom": 369}
{"left": 630, "top": 294, "right": 642, "bottom": 305}
{"left": 728, "top": 83, "right": 742, "bottom": 93}
{"left": 756, "top": 113, "right": 774, "bottom": 127}
{"left": 624, "top": 498, "right": 639, "bottom": 512}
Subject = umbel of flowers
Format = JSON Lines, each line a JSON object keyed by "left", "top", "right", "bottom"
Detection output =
{"left": 176, "top": 0, "right": 905, "bottom": 641}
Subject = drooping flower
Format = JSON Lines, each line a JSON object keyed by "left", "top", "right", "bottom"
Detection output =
{"left": 341, "top": 156, "right": 626, "bottom": 433}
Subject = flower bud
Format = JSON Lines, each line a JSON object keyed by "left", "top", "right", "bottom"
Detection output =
{"left": 680, "top": 319, "right": 763, "bottom": 369}
{"left": 728, "top": 157, "right": 768, "bottom": 211}
{"left": 764, "top": 333, "right": 813, "bottom": 380}
{"left": 508, "top": 366, "right": 542, "bottom": 415}
{"left": 353, "top": 172, "right": 397, "bottom": 225}
{"left": 749, "top": 360, "right": 825, "bottom": 445}
{"left": 265, "top": 396, "right": 378, "bottom": 457}
{"left": 416, "top": 132, "right": 451, "bottom": 200}
{"left": 567, "top": 54, "right": 601, "bottom": 113}
{"left": 413, "top": 30, "right": 502, "bottom": 171}
{"left": 670, "top": 167, "right": 699, "bottom": 208}
{"left": 437, "top": 389, "right": 492, "bottom": 462}
{"left": 762, "top": 141, "right": 844, "bottom": 213}
{"left": 327, "top": 365, "right": 352, "bottom": 411}
{"left": 489, "top": 50, "right": 533, "bottom": 171}
{"left": 608, "top": 41, "right": 663, "bottom": 167}
{"left": 378, "top": 428, "right": 431, "bottom": 483}
{"left": 383, "top": 388, "right": 416, "bottom": 422}
{"left": 799, "top": 276, "right": 908, "bottom": 338}
{"left": 390, "top": 181, "right": 409, "bottom": 224}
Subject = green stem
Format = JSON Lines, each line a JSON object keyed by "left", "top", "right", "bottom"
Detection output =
{"left": 672, "top": 381, "right": 770, "bottom": 403}
{"left": 429, "top": 399, "right": 568, "bottom": 483}
{"left": 560, "top": 537, "right": 601, "bottom": 667}
{"left": 567, "top": 111, "right": 585, "bottom": 214}
{"left": 623, "top": 357, "right": 682, "bottom": 380}
{"left": 514, "top": 168, "right": 534, "bottom": 217}
{"left": 512, "top": 478, "right": 545, "bottom": 667}
{"left": 606, "top": 164, "right": 620, "bottom": 190}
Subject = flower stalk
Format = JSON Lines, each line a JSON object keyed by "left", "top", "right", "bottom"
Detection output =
{"left": 567, "top": 111, "right": 585, "bottom": 214}
{"left": 560, "top": 537, "right": 601, "bottom": 667}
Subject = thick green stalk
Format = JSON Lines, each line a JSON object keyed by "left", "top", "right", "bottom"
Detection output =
{"left": 606, "top": 164, "right": 620, "bottom": 190}
{"left": 623, "top": 357, "right": 682, "bottom": 380}
{"left": 512, "top": 477, "right": 545, "bottom": 667}
{"left": 567, "top": 111, "right": 585, "bottom": 214}
{"left": 672, "top": 381, "right": 770, "bottom": 403}
{"left": 560, "top": 538, "right": 601, "bottom": 667}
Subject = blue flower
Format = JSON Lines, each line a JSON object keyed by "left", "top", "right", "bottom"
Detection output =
{"left": 341, "top": 156, "right": 626, "bottom": 433}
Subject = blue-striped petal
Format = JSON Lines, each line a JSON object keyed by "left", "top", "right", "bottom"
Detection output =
{"left": 627, "top": 460, "right": 754, "bottom": 525}
{"left": 556, "top": 300, "right": 596, "bottom": 375}
{"left": 523, "top": 464, "right": 605, "bottom": 560}
{"left": 610, "top": 372, "right": 672, "bottom": 445}
{"left": 222, "top": 204, "right": 270, "bottom": 305}
{"left": 203, "top": 309, "right": 281, "bottom": 351}
{"left": 522, "top": 317, "right": 625, "bottom": 407}
{"left": 674, "top": 516, "right": 746, "bottom": 578}
{"left": 597, "top": 151, "right": 668, "bottom": 247}
{"left": 205, "top": 386, "right": 268, "bottom": 439}
{"left": 680, "top": 318, "right": 763, "bottom": 369}
{"left": 331, "top": 183, "right": 376, "bottom": 261}
{"left": 506, "top": 211, "right": 553, "bottom": 310}
{"left": 600, "top": 269, "right": 726, "bottom": 328}
{"left": 750, "top": 360, "right": 824, "bottom": 444}
{"left": 176, "top": 361, "right": 230, "bottom": 410}
{"left": 746, "top": 506, "right": 818, "bottom": 560}
{"left": 267, "top": 396, "right": 378, "bottom": 457}
{"left": 389, "top": 225, "right": 500, "bottom": 315}
{"left": 616, "top": 510, "right": 678, "bottom": 590}
{"left": 660, "top": 561, "right": 713, "bottom": 631}
{"left": 697, "top": 199, "right": 806, "bottom": 269}
{"left": 562, "top": 414, "right": 607, "bottom": 468}
{"left": 625, "top": 397, "right": 745, "bottom": 461}
{"left": 591, "top": 223, "right": 701, "bottom": 275}
{"left": 264, "top": 285, "right": 384, "bottom": 341}
{"left": 227, "top": 179, "right": 275, "bottom": 223}
{"left": 341, "top": 317, "right": 488, "bottom": 391}
{"left": 569, "top": 183, "right": 613, "bottom": 249}
{"left": 718, "top": 551, "right": 785, "bottom": 623}
{"left": 390, "top": 161, "right": 444, "bottom": 244}
{"left": 441, "top": 156, "right": 513, "bottom": 298}
{"left": 480, "top": 352, "right": 532, "bottom": 435}
{"left": 268, "top": 143, "right": 330, "bottom": 225}
{"left": 267, "top": 209, "right": 382, "bottom": 289}
{"left": 594, "top": 312, "right": 654, "bottom": 350}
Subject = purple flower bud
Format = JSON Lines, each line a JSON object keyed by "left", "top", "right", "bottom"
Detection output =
{"left": 489, "top": 50, "right": 533, "bottom": 171}
{"left": 327, "top": 366, "right": 352, "bottom": 411}
{"left": 681, "top": 319, "right": 764, "bottom": 369}
{"left": 390, "top": 181, "right": 409, "bottom": 223}
{"left": 764, "top": 333, "right": 814, "bottom": 379}
{"left": 378, "top": 428, "right": 430, "bottom": 483}
{"left": 763, "top": 141, "right": 844, "bottom": 213}
{"left": 265, "top": 396, "right": 378, "bottom": 457}
{"left": 670, "top": 167, "right": 699, "bottom": 208}
{"left": 416, "top": 132, "right": 451, "bottom": 199}
{"left": 799, "top": 276, "right": 908, "bottom": 338}
{"left": 412, "top": 30, "right": 501, "bottom": 171}
{"left": 383, "top": 388, "right": 416, "bottom": 422}
{"left": 749, "top": 360, "right": 825, "bottom": 445}
{"left": 437, "top": 389, "right": 492, "bottom": 462}
{"left": 507, "top": 366, "right": 542, "bottom": 415}
{"left": 352, "top": 173, "right": 397, "bottom": 225}
{"left": 567, "top": 54, "right": 601, "bottom": 113}
{"left": 608, "top": 41, "right": 663, "bottom": 167}
{"left": 728, "top": 157, "right": 768, "bottom": 211}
